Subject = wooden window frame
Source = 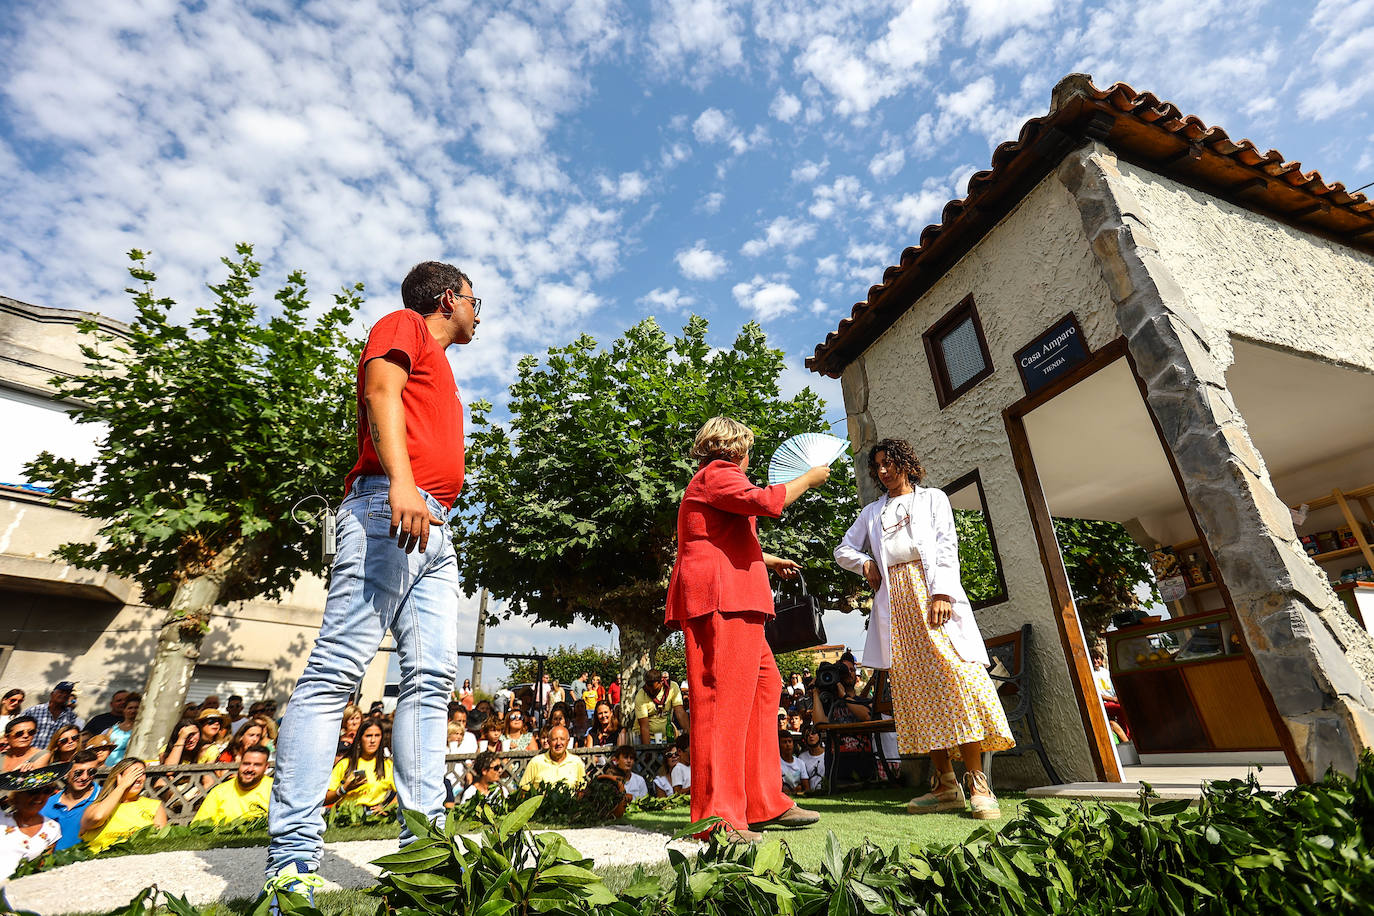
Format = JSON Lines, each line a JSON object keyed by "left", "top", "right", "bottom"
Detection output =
{"left": 941, "top": 469, "right": 1009, "bottom": 611}
{"left": 922, "top": 295, "right": 994, "bottom": 408}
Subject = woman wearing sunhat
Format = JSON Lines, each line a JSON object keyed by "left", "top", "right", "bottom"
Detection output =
{"left": 0, "top": 763, "right": 66, "bottom": 881}
{"left": 195, "top": 708, "right": 233, "bottom": 764}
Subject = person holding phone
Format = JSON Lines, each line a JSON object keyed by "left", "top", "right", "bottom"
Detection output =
{"left": 325, "top": 721, "right": 393, "bottom": 815}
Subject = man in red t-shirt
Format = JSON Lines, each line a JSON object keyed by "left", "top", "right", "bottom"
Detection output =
{"left": 268, "top": 261, "right": 480, "bottom": 895}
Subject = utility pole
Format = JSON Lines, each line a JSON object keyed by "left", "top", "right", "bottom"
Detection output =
{"left": 471, "top": 588, "right": 489, "bottom": 691}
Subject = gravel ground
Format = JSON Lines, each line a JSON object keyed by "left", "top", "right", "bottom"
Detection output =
{"left": 6, "top": 826, "right": 698, "bottom": 915}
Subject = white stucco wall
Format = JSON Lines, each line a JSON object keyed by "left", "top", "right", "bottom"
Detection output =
{"left": 844, "top": 171, "right": 1123, "bottom": 784}
{"left": 1111, "top": 162, "right": 1374, "bottom": 375}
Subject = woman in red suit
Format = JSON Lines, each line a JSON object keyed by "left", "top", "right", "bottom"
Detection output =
{"left": 666, "top": 416, "right": 831, "bottom": 842}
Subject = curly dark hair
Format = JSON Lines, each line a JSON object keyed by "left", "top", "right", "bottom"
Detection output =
{"left": 867, "top": 438, "right": 926, "bottom": 488}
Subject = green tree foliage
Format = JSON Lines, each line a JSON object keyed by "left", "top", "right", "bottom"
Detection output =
{"left": 456, "top": 316, "right": 860, "bottom": 689}
{"left": 1053, "top": 517, "right": 1159, "bottom": 640}
{"left": 505, "top": 645, "right": 620, "bottom": 689}
{"left": 26, "top": 246, "right": 363, "bottom": 756}
{"left": 954, "top": 505, "right": 1156, "bottom": 640}
{"left": 953, "top": 508, "right": 1003, "bottom": 604}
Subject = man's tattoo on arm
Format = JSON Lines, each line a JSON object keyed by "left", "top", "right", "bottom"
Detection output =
{"left": 369, "top": 420, "right": 382, "bottom": 445}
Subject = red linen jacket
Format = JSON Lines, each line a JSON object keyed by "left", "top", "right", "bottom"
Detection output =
{"left": 664, "top": 459, "right": 787, "bottom": 626}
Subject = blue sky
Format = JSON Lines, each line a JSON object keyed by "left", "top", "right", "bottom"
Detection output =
{"left": 3, "top": 0, "right": 1371, "bottom": 678}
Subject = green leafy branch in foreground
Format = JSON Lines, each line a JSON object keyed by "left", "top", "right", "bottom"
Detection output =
{"left": 110, "top": 750, "right": 1374, "bottom": 916}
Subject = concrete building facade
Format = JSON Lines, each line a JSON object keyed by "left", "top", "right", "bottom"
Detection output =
{"left": 0, "top": 296, "right": 390, "bottom": 721}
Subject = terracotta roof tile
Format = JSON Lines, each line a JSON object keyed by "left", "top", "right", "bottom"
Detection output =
{"left": 807, "top": 74, "right": 1374, "bottom": 378}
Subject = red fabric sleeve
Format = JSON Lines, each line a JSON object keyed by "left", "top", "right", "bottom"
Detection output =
{"left": 699, "top": 461, "right": 786, "bottom": 519}
{"left": 361, "top": 311, "right": 426, "bottom": 374}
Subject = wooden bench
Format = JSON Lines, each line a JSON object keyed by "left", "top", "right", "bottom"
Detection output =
{"left": 814, "top": 623, "right": 1062, "bottom": 792}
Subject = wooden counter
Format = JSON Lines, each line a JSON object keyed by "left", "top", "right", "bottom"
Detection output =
{"left": 1107, "top": 616, "right": 1282, "bottom": 754}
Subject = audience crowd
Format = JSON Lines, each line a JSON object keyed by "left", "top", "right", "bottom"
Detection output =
{"left": 0, "top": 661, "right": 863, "bottom": 877}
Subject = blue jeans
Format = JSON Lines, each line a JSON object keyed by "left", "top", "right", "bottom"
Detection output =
{"left": 267, "top": 476, "right": 460, "bottom": 875}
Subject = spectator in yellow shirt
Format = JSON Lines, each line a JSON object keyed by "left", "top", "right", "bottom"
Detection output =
{"left": 326, "top": 721, "right": 394, "bottom": 814}
{"left": 79, "top": 758, "right": 167, "bottom": 853}
{"left": 633, "top": 670, "right": 687, "bottom": 744}
{"left": 519, "top": 726, "right": 585, "bottom": 790}
{"left": 192, "top": 746, "right": 272, "bottom": 824}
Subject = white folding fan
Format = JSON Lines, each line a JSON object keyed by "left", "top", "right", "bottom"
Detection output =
{"left": 767, "top": 432, "right": 849, "bottom": 485}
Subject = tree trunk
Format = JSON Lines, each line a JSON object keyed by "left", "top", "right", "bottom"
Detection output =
{"left": 127, "top": 544, "right": 250, "bottom": 761}
{"left": 616, "top": 617, "right": 668, "bottom": 718}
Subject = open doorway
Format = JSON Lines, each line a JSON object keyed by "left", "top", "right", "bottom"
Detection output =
{"left": 1008, "top": 346, "right": 1294, "bottom": 785}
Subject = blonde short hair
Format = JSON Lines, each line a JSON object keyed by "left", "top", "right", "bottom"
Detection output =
{"left": 691, "top": 416, "right": 754, "bottom": 463}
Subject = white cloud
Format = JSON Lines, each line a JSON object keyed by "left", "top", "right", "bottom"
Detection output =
{"left": 692, "top": 107, "right": 760, "bottom": 154}
{"left": 731, "top": 275, "right": 800, "bottom": 321}
{"left": 698, "top": 191, "right": 725, "bottom": 213}
{"left": 598, "top": 171, "right": 648, "bottom": 201}
{"left": 0, "top": 0, "right": 628, "bottom": 397}
{"left": 675, "top": 240, "right": 728, "bottom": 280}
{"left": 809, "top": 175, "right": 873, "bottom": 220}
{"left": 868, "top": 146, "right": 905, "bottom": 180}
{"left": 740, "top": 216, "right": 817, "bottom": 257}
{"left": 791, "top": 157, "right": 829, "bottom": 183}
{"left": 647, "top": 0, "right": 745, "bottom": 79}
{"left": 961, "top": 0, "right": 1056, "bottom": 43}
{"left": 770, "top": 91, "right": 802, "bottom": 122}
{"left": 637, "top": 286, "right": 697, "bottom": 313}
{"left": 693, "top": 107, "right": 732, "bottom": 143}
{"left": 531, "top": 282, "right": 602, "bottom": 327}
{"left": 792, "top": 0, "right": 954, "bottom": 116}
{"left": 660, "top": 142, "right": 691, "bottom": 167}
{"left": 815, "top": 254, "right": 840, "bottom": 276}
{"left": 891, "top": 188, "right": 949, "bottom": 233}
{"left": 940, "top": 76, "right": 997, "bottom": 121}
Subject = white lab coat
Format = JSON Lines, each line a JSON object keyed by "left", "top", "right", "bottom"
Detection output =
{"left": 834, "top": 487, "right": 989, "bottom": 669}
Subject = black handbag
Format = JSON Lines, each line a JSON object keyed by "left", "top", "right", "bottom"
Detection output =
{"left": 766, "top": 572, "right": 827, "bottom": 654}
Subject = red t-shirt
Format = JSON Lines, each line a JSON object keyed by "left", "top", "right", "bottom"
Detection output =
{"left": 344, "top": 310, "right": 465, "bottom": 508}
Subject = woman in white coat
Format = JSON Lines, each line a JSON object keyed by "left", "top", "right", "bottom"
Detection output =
{"left": 835, "top": 438, "right": 1013, "bottom": 819}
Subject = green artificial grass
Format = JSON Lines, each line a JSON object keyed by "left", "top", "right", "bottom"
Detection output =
{"left": 621, "top": 786, "right": 1141, "bottom": 869}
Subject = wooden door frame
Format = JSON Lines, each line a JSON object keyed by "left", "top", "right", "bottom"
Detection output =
{"left": 1003, "top": 338, "right": 1129, "bottom": 783}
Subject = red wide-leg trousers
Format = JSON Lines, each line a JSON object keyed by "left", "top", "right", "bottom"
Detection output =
{"left": 683, "top": 610, "right": 792, "bottom": 832}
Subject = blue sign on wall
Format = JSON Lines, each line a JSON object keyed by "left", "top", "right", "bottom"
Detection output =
{"left": 1015, "top": 313, "right": 1090, "bottom": 395}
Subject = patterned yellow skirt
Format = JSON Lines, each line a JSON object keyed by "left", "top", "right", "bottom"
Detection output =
{"left": 888, "top": 558, "right": 1015, "bottom": 756}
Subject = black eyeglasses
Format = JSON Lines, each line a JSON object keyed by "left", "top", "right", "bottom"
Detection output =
{"left": 435, "top": 290, "right": 482, "bottom": 316}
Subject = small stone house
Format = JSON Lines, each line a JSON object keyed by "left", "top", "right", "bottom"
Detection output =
{"left": 808, "top": 75, "right": 1374, "bottom": 786}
